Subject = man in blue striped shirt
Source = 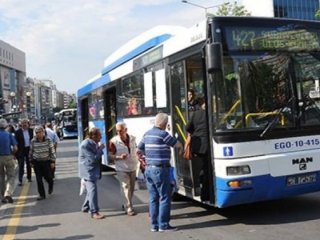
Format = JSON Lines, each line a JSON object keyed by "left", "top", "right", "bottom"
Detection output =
{"left": 137, "top": 113, "right": 182, "bottom": 232}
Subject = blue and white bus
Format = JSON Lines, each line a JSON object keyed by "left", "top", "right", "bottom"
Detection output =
{"left": 77, "top": 17, "right": 320, "bottom": 208}
{"left": 57, "top": 108, "right": 78, "bottom": 139}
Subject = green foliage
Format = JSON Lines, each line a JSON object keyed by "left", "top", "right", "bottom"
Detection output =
{"left": 316, "top": 9, "right": 320, "bottom": 18}
{"left": 68, "top": 100, "right": 77, "bottom": 109}
{"left": 225, "top": 72, "right": 236, "bottom": 81}
{"left": 214, "top": 2, "right": 251, "bottom": 16}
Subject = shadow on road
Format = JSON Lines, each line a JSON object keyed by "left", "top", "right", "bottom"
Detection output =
{"left": 170, "top": 192, "right": 320, "bottom": 231}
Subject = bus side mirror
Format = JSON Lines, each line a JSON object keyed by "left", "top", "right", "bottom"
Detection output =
{"left": 206, "top": 43, "right": 222, "bottom": 74}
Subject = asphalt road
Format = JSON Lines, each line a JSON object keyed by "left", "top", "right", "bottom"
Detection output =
{"left": 1, "top": 139, "right": 320, "bottom": 240}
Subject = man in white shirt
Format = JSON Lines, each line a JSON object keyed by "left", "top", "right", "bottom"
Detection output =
{"left": 108, "top": 122, "right": 138, "bottom": 216}
{"left": 45, "top": 122, "right": 60, "bottom": 179}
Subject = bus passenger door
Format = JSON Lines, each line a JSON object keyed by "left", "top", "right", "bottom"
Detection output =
{"left": 104, "top": 87, "right": 117, "bottom": 165}
{"left": 79, "top": 98, "right": 89, "bottom": 141}
{"left": 170, "top": 54, "right": 212, "bottom": 202}
{"left": 169, "top": 61, "right": 194, "bottom": 197}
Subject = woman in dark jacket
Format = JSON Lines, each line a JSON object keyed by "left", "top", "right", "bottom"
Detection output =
{"left": 186, "top": 97, "right": 210, "bottom": 202}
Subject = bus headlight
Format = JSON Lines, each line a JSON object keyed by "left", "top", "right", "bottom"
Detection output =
{"left": 227, "top": 165, "right": 251, "bottom": 176}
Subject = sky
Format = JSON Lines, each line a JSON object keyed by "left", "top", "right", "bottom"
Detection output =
{"left": 0, "top": 0, "right": 228, "bottom": 94}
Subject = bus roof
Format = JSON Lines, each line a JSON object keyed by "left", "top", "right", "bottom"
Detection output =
{"left": 77, "top": 26, "right": 190, "bottom": 98}
{"left": 59, "top": 108, "right": 77, "bottom": 113}
{"left": 102, "top": 25, "right": 187, "bottom": 75}
{"left": 78, "top": 16, "right": 320, "bottom": 98}
{"left": 77, "top": 21, "right": 205, "bottom": 98}
{"left": 77, "top": 73, "right": 110, "bottom": 97}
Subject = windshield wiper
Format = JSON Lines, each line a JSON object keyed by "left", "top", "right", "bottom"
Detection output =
{"left": 260, "top": 96, "right": 294, "bottom": 138}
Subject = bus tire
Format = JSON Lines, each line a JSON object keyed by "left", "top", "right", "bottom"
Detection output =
{"left": 101, "top": 165, "right": 115, "bottom": 172}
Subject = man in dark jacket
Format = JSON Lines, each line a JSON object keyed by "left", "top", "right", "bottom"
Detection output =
{"left": 15, "top": 118, "right": 33, "bottom": 186}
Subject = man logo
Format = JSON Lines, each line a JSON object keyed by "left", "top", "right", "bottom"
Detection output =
{"left": 292, "top": 157, "right": 312, "bottom": 171}
{"left": 299, "top": 164, "right": 307, "bottom": 171}
{"left": 292, "top": 157, "right": 313, "bottom": 165}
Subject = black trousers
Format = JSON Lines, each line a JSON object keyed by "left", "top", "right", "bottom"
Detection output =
{"left": 33, "top": 161, "right": 53, "bottom": 198}
{"left": 17, "top": 147, "right": 31, "bottom": 183}
{"left": 193, "top": 153, "right": 210, "bottom": 201}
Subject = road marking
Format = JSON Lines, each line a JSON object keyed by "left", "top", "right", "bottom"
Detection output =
{"left": 3, "top": 183, "right": 30, "bottom": 240}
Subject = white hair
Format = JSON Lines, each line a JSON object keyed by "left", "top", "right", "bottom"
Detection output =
{"left": 116, "top": 122, "right": 127, "bottom": 129}
{"left": 0, "top": 118, "right": 8, "bottom": 129}
{"left": 34, "top": 125, "right": 44, "bottom": 132}
{"left": 155, "top": 113, "right": 168, "bottom": 128}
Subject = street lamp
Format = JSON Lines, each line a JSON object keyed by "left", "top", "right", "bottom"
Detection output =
{"left": 26, "top": 91, "right": 32, "bottom": 119}
{"left": 10, "top": 92, "right": 16, "bottom": 98}
{"left": 10, "top": 92, "right": 16, "bottom": 112}
{"left": 181, "top": 0, "right": 229, "bottom": 16}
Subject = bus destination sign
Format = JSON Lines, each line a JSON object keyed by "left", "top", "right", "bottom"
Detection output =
{"left": 224, "top": 26, "right": 320, "bottom": 51}
{"left": 133, "top": 46, "right": 163, "bottom": 70}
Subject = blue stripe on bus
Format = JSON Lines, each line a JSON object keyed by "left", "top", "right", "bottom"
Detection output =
{"left": 215, "top": 172, "right": 320, "bottom": 208}
{"left": 77, "top": 34, "right": 171, "bottom": 98}
{"left": 77, "top": 74, "right": 111, "bottom": 97}
{"left": 101, "top": 33, "right": 172, "bottom": 76}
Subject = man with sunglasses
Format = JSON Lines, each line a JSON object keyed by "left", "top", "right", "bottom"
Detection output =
{"left": 109, "top": 122, "right": 138, "bottom": 216}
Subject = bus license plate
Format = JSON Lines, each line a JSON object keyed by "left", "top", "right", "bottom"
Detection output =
{"left": 287, "top": 173, "right": 317, "bottom": 186}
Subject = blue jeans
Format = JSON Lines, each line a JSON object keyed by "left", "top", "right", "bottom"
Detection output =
{"left": 145, "top": 166, "right": 171, "bottom": 229}
{"left": 82, "top": 179, "right": 99, "bottom": 214}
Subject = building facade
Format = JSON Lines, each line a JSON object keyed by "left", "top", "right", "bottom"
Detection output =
{"left": 24, "top": 77, "right": 36, "bottom": 121}
{"left": 1, "top": 40, "right": 75, "bottom": 124}
{"left": 0, "top": 40, "right": 26, "bottom": 116}
{"left": 24, "top": 77, "right": 73, "bottom": 124}
{"left": 242, "top": 0, "right": 320, "bottom": 20}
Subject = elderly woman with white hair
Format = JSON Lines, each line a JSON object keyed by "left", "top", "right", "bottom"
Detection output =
{"left": 29, "top": 125, "right": 56, "bottom": 201}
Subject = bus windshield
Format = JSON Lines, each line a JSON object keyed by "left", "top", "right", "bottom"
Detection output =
{"left": 60, "top": 109, "right": 77, "bottom": 127}
{"left": 215, "top": 22, "right": 320, "bottom": 131}
{"left": 56, "top": 108, "right": 78, "bottom": 139}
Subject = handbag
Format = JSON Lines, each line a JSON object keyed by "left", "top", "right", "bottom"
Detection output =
{"left": 183, "top": 134, "right": 192, "bottom": 160}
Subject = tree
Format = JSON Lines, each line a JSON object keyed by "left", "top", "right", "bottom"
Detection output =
{"left": 213, "top": 2, "right": 251, "bottom": 16}
{"left": 68, "top": 100, "right": 77, "bottom": 109}
{"left": 316, "top": 9, "right": 320, "bottom": 18}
